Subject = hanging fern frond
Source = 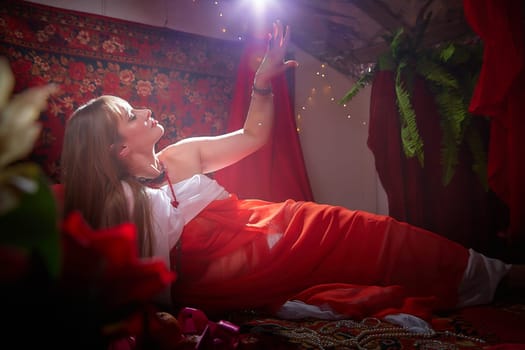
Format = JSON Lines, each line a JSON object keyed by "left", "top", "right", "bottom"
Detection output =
{"left": 390, "top": 28, "right": 406, "bottom": 60}
{"left": 395, "top": 62, "right": 424, "bottom": 165}
{"left": 434, "top": 89, "right": 468, "bottom": 144}
{"left": 445, "top": 43, "right": 481, "bottom": 66}
{"left": 416, "top": 55, "right": 459, "bottom": 89}
{"left": 440, "top": 114, "right": 460, "bottom": 186}
{"left": 339, "top": 23, "right": 487, "bottom": 188}
{"left": 439, "top": 43, "right": 456, "bottom": 62}
{"left": 339, "top": 66, "right": 377, "bottom": 104}
{"left": 434, "top": 89, "right": 468, "bottom": 184}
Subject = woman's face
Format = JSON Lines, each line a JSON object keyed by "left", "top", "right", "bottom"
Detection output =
{"left": 113, "top": 98, "right": 164, "bottom": 154}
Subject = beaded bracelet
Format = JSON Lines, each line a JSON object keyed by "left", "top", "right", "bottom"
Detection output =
{"left": 252, "top": 84, "right": 273, "bottom": 96}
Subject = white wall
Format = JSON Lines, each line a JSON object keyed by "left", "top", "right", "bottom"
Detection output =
{"left": 293, "top": 47, "right": 388, "bottom": 214}
{"left": 26, "top": 0, "right": 388, "bottom": 214}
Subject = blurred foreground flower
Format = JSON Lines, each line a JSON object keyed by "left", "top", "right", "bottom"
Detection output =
{"left": 0, "top": 57, "right": 58, "bottom": 170}
{"left": 2, "top": 211, "right": 176, "bottom": 348}
{"left": 60, "top": 212, "right": 176, "bottom": 336}
{"left": 0, "top": 57, "right": 175, "bottom": 349}
{"left": 0, "top": 55, "right": 61, "bottom": 277}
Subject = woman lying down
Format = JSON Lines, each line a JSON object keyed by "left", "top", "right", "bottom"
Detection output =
{"left": 59, "top": 21, "right": 525, "bottom": 323}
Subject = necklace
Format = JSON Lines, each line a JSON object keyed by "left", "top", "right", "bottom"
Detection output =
{"left": 136, "top": 170, "right": 167, "bottom": 188}
{"left": 135, "top": 160, "right": 179, "bottom": 208}
{"left": 136, "top": 161, "right": 167, "bottom": 188}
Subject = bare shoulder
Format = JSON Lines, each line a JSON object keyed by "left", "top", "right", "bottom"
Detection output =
{"left": 157, "top": 140, "right": 203, "bottom": 182}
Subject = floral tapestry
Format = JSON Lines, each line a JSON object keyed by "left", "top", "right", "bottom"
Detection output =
{"left": 0, "top": 0, "right": 243, "bottom": 183}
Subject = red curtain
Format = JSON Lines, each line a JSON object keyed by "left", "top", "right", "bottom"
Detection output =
{"left": 214, "top": 39, "right": 313, "bottom": 202}
{"left": 463, "top": 0, "right": 525, "bottom": 243}
{"left": 368, "top": 71, "right": 506, "bottom": 255}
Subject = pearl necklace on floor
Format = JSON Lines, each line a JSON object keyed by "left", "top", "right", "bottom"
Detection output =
{"left": 250, "top": 317, "right": 486, "bottom": 350}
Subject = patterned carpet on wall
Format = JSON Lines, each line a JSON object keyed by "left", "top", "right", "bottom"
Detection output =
{"left": 0, "top": 0, "right": 242, "bottom": 183}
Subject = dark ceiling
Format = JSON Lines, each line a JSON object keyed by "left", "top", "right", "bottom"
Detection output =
{"left": 273, "top": 0, "right": 474, "bottom": 78}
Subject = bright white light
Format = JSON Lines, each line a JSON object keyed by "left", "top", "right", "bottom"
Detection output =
{"left": 235, "top": 0, "right": 282, "bottom": 38}
{"left": 253, "top": 0, "right": 268, "bottom": 13}
{"left": 241, "top": 0, "right": 278, "bottom": 17}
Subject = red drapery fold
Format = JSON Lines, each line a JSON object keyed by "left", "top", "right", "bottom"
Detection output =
{"left": 367, "top": 71, "right": 506, "bottom": 255}
{"left": 214, "top": 39, "right": 313, "bottom": 202}
{"left": 173, "top": 195, "right": 469, "bottom": 320}
{"left": 463, "top": 0, "right": 525, "bottom": 242}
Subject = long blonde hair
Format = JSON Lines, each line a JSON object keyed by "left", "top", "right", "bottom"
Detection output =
{"left": 60, "top": 95, "right": 154, "bottom": 256}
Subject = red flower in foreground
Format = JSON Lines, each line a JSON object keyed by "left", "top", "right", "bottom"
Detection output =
{"left": 60, "top": 211, "right": 176, "bottom": 335}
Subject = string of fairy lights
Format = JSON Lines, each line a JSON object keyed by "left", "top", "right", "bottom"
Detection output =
{"left": 199, "top": 0, "right": 246, "bottom": 41}
{"left": 295, "top": 62, "right": 368, "bottom": 133}
{"left": 192, "top": 0, "right": 369, "bottom": 134}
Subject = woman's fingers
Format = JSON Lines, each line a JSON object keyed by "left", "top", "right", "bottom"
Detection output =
{"left": 255, "top": 21, "right": 298, "bottom": 84}
{"left": 266, "top": 21, "right": 288, "bottom": 60}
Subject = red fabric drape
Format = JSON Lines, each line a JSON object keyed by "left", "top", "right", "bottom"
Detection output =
{"left": 367, "top": 71, "right": 505, "bottom": 254}
{"left": 463, "top": 0, "right": 525, "bottom": 241}
{"left": 172, "top": 195, "right": 469, "bottom": 321}
{"left": 214, "top": 39, "right": 313, "bottom": 202}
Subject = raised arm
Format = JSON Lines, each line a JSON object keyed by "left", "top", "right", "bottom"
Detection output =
{"left": 160, "top": 21, "right": 298, "bottom": 176}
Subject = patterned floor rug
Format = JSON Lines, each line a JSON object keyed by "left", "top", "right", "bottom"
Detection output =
{"left": 231, "top": 299, "right": 525, "bottom": 350}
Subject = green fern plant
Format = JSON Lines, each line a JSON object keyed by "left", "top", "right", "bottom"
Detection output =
{"left": 340, "top": 23, "right": 487, "bottom": 188}
{"left": 395, "top": 60, "right": 425, "bottom": 165}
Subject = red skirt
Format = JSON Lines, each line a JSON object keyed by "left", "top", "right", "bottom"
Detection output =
{"left": 170, "top": 195, "right": 469, "bottom": 319}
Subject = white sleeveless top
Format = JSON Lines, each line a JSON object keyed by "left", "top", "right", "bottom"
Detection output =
{"left": 123, "top": 174, "right": 229, "bottom": 268}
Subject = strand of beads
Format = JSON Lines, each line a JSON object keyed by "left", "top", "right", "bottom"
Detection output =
{"left": 414, "top": 339, "right": 458, "bottom": 350}
{"left": 356, "top": 326, "right": 436, "bottom": 349}
{"left": 249, "top": 317, "right": 487, "bottom": 350}
{"left": 273, "top": 326, "right": 345, "bottom": 350}
{"left": 318, "top": 318, "right": 366, "bottom": 336}
{"left": 269, "top": 322, "right": 436, "bottom": 350}
{"left": 439, "top": 330, "right": 486, "bottom": 344}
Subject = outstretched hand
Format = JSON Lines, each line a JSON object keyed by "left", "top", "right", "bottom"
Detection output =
{"left": 254, "top": 21, "right": 299, "bottom": 88}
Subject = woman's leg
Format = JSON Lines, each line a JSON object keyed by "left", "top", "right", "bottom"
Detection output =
{"left": 457, "top": 249, "right": 512, "bottom": 307}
